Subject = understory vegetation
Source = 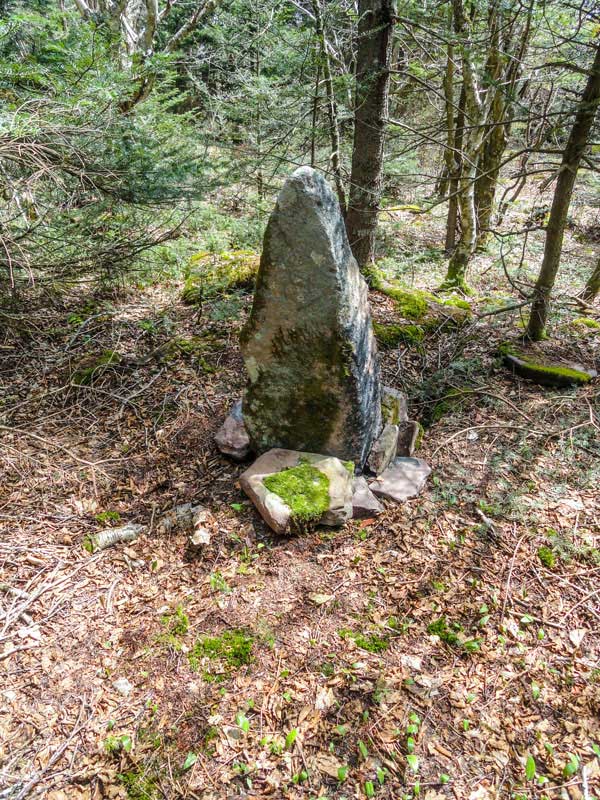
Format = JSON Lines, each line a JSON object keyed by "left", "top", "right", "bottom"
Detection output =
{"left": 0, "top": 0, "right": 599, "bottom": 799}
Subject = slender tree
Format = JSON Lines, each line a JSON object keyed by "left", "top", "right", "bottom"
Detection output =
{"left": 526, "top": 39, "right": 600, "bottom": 340}
{"left": 441, "top": 0, "right": 494, "bottom": 290}
{"left": 345, "top": 0, "right": 395, "bottom": 268}
{"left": 582, "top": 254, "right": 600, "bottom": 303}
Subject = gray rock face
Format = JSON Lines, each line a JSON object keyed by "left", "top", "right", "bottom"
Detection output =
{"left": 240, "top": 448, "right": 353, "bottom": 534}
{"left": 381, "top": 386, "right": 408, "bottom": 425}
{"left": 215, "top": 399, "right": 251, "bottom": 460}
{"left": 352, "top": 476, "right": 383, "bottom": 518}
{"left": 240, "top": 167, "right": 381, "bottom": 468}
{"left": 369, "top": 457, "right": 431, "bottom": 503}
{"left": 396, "top": 420, "right": 422, "bottom": 457}
{"left": 367, "top": 423, "right": 398, "bottom": 475}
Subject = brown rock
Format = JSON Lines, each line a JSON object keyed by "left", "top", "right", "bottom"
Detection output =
{"left": 352, "top": 476, "right": 383, "bottom": 518}
{"left": 369, "top": 457, "right": 431, "bottom": 503}
{"left": 215, "top": 399, "right": 251, "bottom": 460}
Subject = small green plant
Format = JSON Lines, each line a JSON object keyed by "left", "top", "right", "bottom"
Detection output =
{"left": 161, "top": 604, "right": 189, "bottom": 636}
{"left": 562, "top": 753, "right": 579, "bottom": 777}
{"left": 209, "top": 571, "right": 230, "bottom": 593}
{"left": 525, "top": 754, "right": 536, "bottom": 781}
{"left": 104, "top": 733, "right": 133, "bottom": 755}
{"left": 285, "top": 728, "right": 298, "bottom": 749}
{"left": 338, "top": 628, "right": 389, "bottom": 653}
{"left": 95, "top": 510, "right": 121, "bottom": 525}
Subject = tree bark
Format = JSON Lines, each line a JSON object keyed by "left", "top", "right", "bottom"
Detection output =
{"left": 438, "top": 4, "right": 454, "bottom": 201}
{"left": 582, "top": 254, "right": 600, "bottom": 303}
{"left": 526, "top": 41, "right": 600, "bottom": 341}
{"left": 345, "top": 0, "right": 395, "bottom": 269}
{"left": 445, "top": 84, "right": 465, "bottom": 255}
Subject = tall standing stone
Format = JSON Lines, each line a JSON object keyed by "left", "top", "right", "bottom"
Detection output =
{"left": 240, "top": 166, "right": 381, "bottom": 468}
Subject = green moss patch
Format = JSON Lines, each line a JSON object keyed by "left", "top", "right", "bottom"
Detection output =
{"left": 537, "top": 546, "right": 557, "bottom": 569}
{"left": 374, "top": 322, "right": 424, "bottom": 349}
{"left": 188, "top": 629, "right": 254, "bottom": 675}
{"left": 182, "top": 249, "right": 259, "bottom": 305}
{"left": 338, "top": 628, "right": 389, "bottom": 653}
{"left": 572, "top": 317, "right": 600, "bottom": 331}
{"left": 263, "top": 462, "right": 330, "bottom": 525}
{"left": 374, "top": 280, "right": 472, "bottom": 330}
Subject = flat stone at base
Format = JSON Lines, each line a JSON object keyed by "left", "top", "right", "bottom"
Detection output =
{"left": 396, "top": 420, "right": 422, "bottom": 457}
{"left": 369, "top": 457, "right": 431, "bottom": 503}
{"left": 215, "top": 399, "right": 251, "bottom": 460}
{"left": 367, "top": 423, "right": 398, "bottom": 475}
{"left": 240, "top": 448, "right": 353, "bottom": 534}
{"left": 381, "top": 385, "right": 408, "bottom": 425}
{"left": 352, "top": 476, "right": 383, "bottom": 518}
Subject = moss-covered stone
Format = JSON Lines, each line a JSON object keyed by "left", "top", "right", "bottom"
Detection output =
{"left": 263, "top": 462, "right": 330, "bottom": 525}
{"left": 373, "top": 322, "right": 424, "bottom": 348}
{"left": 182, "top": 249, "right": 259, "bottom": 305}
{"left": 376, "top": 282, "right": 472, "bottom": 328}
{"left": 241, "top": 167, "right": 381, "bottom": 467}
{"left": 572, "top": 317, "right": 600, "bottom": 331}
{"left": 502, "top": 347, "right": 596, "bottom": 387}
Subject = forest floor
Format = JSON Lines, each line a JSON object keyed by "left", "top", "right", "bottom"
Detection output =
{"left": 1, "top": 181, "right": 599, "bottom": 800}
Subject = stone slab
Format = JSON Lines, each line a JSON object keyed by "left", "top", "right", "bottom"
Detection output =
{"left": 369, "top": 457, "right": 431, "bottom": 503}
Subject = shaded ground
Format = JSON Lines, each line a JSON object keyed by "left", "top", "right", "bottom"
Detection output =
{"left": 1, "top": 191, "right": 599, "bottom": 800}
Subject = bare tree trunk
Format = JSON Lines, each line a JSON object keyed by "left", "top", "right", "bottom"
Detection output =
{"left": 438, "top": 4, "right": 454, "bottom": 200}
{"left": 445, "top": 84, "right": 465, "bottom": 255}
{"left": 526, "top": 41, "right": 600, "bottom": 341}
{"left": 310, "top": 59, "right": 321, "bottom": 168}
{"left": 345, "top": 0, "right": 395, "bottom": 269}
{"left": 582, "top": 254, "right": 600, "bottom": 302}
{"left": 312, "top": 0, "right": 346, "bottom": 213}
{"left": 474, "top": 1, "right": 533, "bottom": 246}
{"left": 442, "top": 0, "right": 488, "bottom": 290}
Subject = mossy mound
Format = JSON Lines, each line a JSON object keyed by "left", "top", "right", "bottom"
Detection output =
{"left": 572, "top": 317, "right": 600, "bottom": 332}
{"left": 263, "top": 462, "right": 330, "bottom": 525}
{"left": 371, "top": 274, "right": 472, "bottom": 330}
{"left": 72, "top": 350, "right": 121, "bottom": 385}
{"left": 373, "top": 322, "right": 424, "bottom": 349}
{"left": 182, "top": 249, "right": 259, "bottom": 305}
{"left": 501, "top": 344, "right": 596, "bottom": 387}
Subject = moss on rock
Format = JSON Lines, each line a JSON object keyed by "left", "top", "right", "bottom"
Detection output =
{"left": 572, "top": 317, "right": 600, "bottom": 331}
{"left": 376, "top": 282, "right": 472, "bottom": 328}
{"left": 374, "top": 322, "right": 425, "bottom": 348}
{"left": 263, "top": 462, "right": 331, "bottom": 525}
{"left": 501, "top": 345, "right": 596, "bottom": 387}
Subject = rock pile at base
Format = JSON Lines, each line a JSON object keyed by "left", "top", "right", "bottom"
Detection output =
{"left": 240, "top": 166, "right": 381, "bottom": 468}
